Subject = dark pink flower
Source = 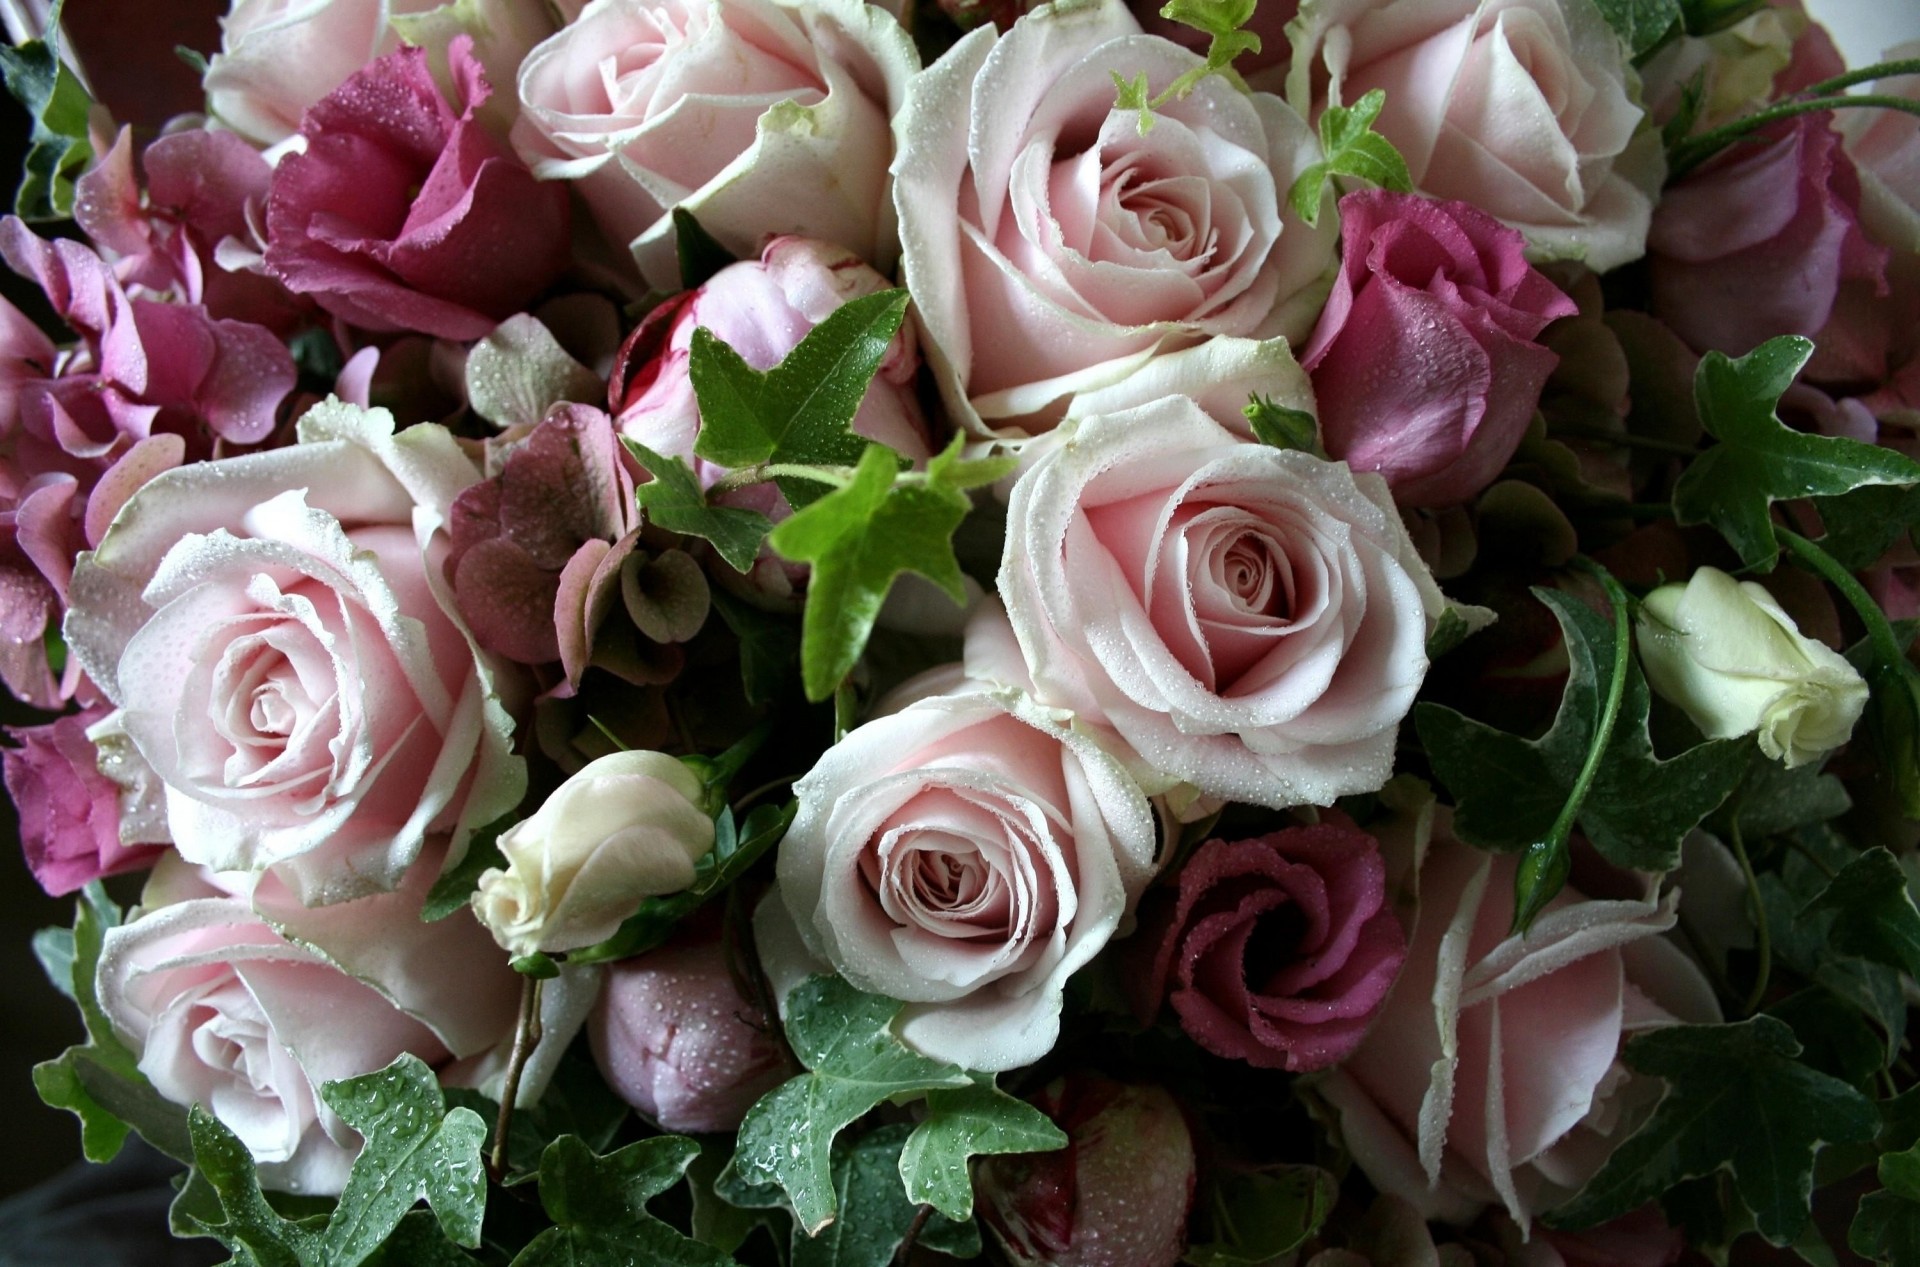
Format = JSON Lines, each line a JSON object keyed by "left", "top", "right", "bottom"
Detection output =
{"left": 5, "top": 707, "right": 166, "bottom": 895}
{"left": 1300, "top": 191, "right": 1577, "bottom": 508}
{"left": 589, "top": 915, "right": 790, "bottom": 1133}
{"left": 977, "top": 1075, "right": 1196, "bottom": 1267}
{"left": 1651, "top": 117, "right": 1887, "bottom": 357}
{"left": 264, "top": 37, "right": 570, "bottom": 340}
{"left": 1133, "top": 822, "right": 1407, "bottom": 1073}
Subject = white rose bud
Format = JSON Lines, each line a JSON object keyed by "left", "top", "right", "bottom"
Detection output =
{"left": 1636, "top": 567, "right": 1869, "bottom": 768}
{"left": 475, "top": 751, "right": 715, "bottom": 956}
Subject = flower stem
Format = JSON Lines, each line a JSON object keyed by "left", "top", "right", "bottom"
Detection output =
{"left": 489, "top": 974, "right": 546, "bottom": 1183}
{"left": 1778, "top": 529, "right": 1905, "bottom": 670}
{"left": 1671, "top": 95, "right": 1920, "bottom": 177}
{"left": 1727, "top": 811, "right": 1772, "bottom": 1017}
{"left": 709, "top": 462, "right": 855, "bottom": 496}
{"left": 1798, "top": 57, "right": 1920, "bottom": 100}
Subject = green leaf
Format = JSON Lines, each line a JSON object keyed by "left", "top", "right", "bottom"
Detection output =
{"left": 1804, "top": 847, "right": 1920, "bottom": 982}
{"left": 1547, "top": 1016, "right": 1879, "bottom": 1244}
{"left": 768, "top": 441, "right": 975, "bottom": 701}
{"left": 709, "top": 585, "right": 801, "bottom": 705}
{"left": 0, "top": 0, "right": 93, "bottom": 220}
{"left": 1590, "top": 0, "right": 1683, "bottom": 56}
{"left": 175, "top": 1106, "right": 329, "bottom": 1267}
{"left": 690, "top": 288, "right": 911, "bottom": 499}
{"left": 1183, "top": 1167, "right": 1337, "bottom": 1266}
{"left": 900, "top": 1080, "right": 1067, "bottom": 1221}
{"left": 31, "top": 925, "right": 74, "bottom": 1001}
{"left": 1287, "top": 89, "right": 1414, "bottom": 225}
{"left": 511, "top": 1135, "right": 734, "bottom": 1267}
{"left": 674, "top": 207, "right": 737, "bottom": 291}
{"left": 792, "top": 1124, "right": 978, "bottom": 1267}
{"left": 1672, "top": 337, "right": 1920, "bottom": 568}
{"left": 628, "top": 439, "right": 775, "bottom": 574}
{"left": 1851, "top": 1189, "right": 1920, "bottom": 1265}
{"left": 689, "top": 1142, "right": 786, "bottom": 1256}
{"left": 317, "top": 1056, "right": 489, "bottom": 1262}
{"left": 422, "top": 814, "right": 512, "bottom": 922}
{"left": 1242, "top": 395, "right": 1321, "bottom": 455}
{"left": 732, "top": 975, "right": 973, "bottom": 1234}
{"left": 1762, "top": 831, "right": 1907, "bottom": 1063}
{"left": 1416, "top": 587, "right": 1750, "bottom": 875}
{"left": 359, "top": 1211, "right": 482, "bottom": 1267}
{"left": 1724, "top": 757, "right": 1852, "bottom": 839}
{"left": 1111, "top": 69, "right": 1156, "bottom": 134}
{"left": 1812, "top": 484, "right": 1920, "bottom": 572}
{"left": 1766, "top": 989, "right": 1884, "bottom": 1090}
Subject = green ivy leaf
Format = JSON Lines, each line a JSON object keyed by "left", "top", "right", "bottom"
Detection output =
{"left": 1286, "top": 89, "right": 1414, "bottom": 225}
{"left": 511, "top": 1135, "right": 734, "bottom": 1267}
{"left": 793, "top": 1124, "right": 980, "bottom": 1267}
{"left": 1811, "top": 484, "right": 1920, "bottom": 572}
{"left": 1416, "top": 588, "right": 1750, "bottom": 874}
{"left": 627, "top": 439, "right": 775, "bottom": 573}
{"left": 1548, "top": 1016, "right": 1879, "bottom": 1245}
{"left": 175, "top": 1106, "right": 330, "bottom": 1267}
{"left": 1183, "top": 1167, "right": 1337, "bottom": 1266}
{"left": 899, "top": 1080, "right": 1067, "bottom": 1221}
{"left": 690, "top": 288, "right": 910, "bottom": 507}
{"left": 1851, "top": 1187, "right": 1920, "bottom": 1265}
{"left": 709, "top": 586, "right": 800, "bottom": 705}
{"left": 674, "top": 207, "right": 737, "bottom": 291}
{"left": 732, "top": 976, "right": 973, "bottom": 1234}
{"left": 316, "top": 1056, "right": 489, "bottom": 1262}
{"left": 0, "top": 0, "right": 93, "bottom": 220}
{"left": 422, "top": 814, "right": 513, "bottom": 922}
{"left": 688, "top": 1142, "right": 786, "bottom": 1256}
{"left": 768, "top": 440, "right": 983, "bottom": 701}
{"left": 359, "top": 1211, "right": 482, "bottom": 1267}
{"left": 1722, "top": 756, "right": 1852, "bottom": 839}
{"left": 1672, "top": 337, "right": 1920, "bottom": 569}
{"left": 1590, "top": 0, "right": 1683, "bottom": 56}
{"left": 1804, "top": 847, "right": 1920, "bottom": 982}
{"left": 1766, "top": 989, "right": 1884, "bottom": 1091}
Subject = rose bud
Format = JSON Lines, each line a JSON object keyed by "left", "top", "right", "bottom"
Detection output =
{"left": 1299, "top": 191, "right": 1578, "bottom": 509}
{"left": 1636, "top": 567, "right": 1868, "bottom": 768}
{"left": 1134, "top": 823, "right": 1407, "bottom": 1073}
{"left": 978, "top": 1075, "right": 1197, "bottom": 1267}
{"left": 589, "top": 915, "right": 790, "bottom": 1133}
{"left": 4, "top": 707, "right": 168, "bottom": 896}
{"left": 475, "top": 750, "right": 715, "bottom": 956}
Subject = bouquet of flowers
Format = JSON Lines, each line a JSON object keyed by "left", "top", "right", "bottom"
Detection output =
{"left": 6, "top": 0, "right": 1920, "bottom": 1260}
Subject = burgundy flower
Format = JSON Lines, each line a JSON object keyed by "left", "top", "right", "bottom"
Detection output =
{"left": 1299, "top": 190, "right": 1577, "bottom": 509}
{"left": 1135, "top": 822, "right": 1407, "bottom": 1073}
{"left": 264, "top": 37, "right": 570, "bottom": 340}
{"left": 5, "top": 707, "right": 166, "bottom": 896}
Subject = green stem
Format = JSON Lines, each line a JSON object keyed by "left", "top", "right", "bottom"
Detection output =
{"left": 1727, "top": 812, "right": 1772, "bottom": 1017}
{"left": 708, "top": 462, "right": 855, "bottom": 496}
{"left": 1778, "top": 529, "right": 1905, "bottom": 670}
{"left": 489, "top": 974, "right": 545, "bottom": 1183}
{"left": 1553, "top": 423, "right": 1701, "bottom": 458}
{"left": 1672, "top": 96, "right": 1920, "bottom": 177}
{"left": 1798, "top": 57, "right": 1920, "bottom": 100}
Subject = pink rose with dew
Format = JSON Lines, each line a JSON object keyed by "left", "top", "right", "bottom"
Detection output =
{"left": 265, "top": 38, "right": 571, "bottom": 341}
{"left": 1133, "top": 822, "right": 1407, "bottom": 1073}
{"left": 976, "top": 1074, "right": 1196, "bottom": 1267}
{"left": 590, "top": 914, "right": 791, "bottom": 1133}
{"left": 4, "top": 707, "right": 168, "bottom": 896}
{"left": 1301, "top": 191, "right": 1577, "bottom": 509}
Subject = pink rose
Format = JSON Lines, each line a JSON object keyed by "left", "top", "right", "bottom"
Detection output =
{"left": 757, "top": 686, "right": 1158, "bottom": 1071}
{"left": 991, "top": 396, "right": 1443, "bottom": 809}
{"left": 4, "top": 707, "right": 167, "bottom": 895}
{"left": 1314, "top": 834, "right": 1721, "bottom": 1229}
{"left": 1300, "top": 191, "right": 1577, "bottom": 508}
{"left": 94, "top": 852, "right": 527, "bottom": 1195}
{"left": 976, "top": 1074, "right": 1196, "bottom": 1267}
{"left": 65, "top": 401, "right": 523, "bottom": 906}
{"left": 893, "top": 0, "right": 1334, "bottom": 443}
{"left": 1843, "top": 45, "right": 1920, "bottom": 250}
{"left": 589, "top": 914, "right": 790, "bottom": 1133}
{"left": 512, "top": 0, "right": 918, "bottom": 291}
{"left": 1133, "top": 822, "right": 1407, "bottom": 1072}
{"left": 265, "top": 39, "right": 571, "bottom": 340}
{"left": 1288, "top": 0, "right": 1661, "bottom": 272}
{"left": 1651, "top": 117, "right": 1887, "bottom": 356}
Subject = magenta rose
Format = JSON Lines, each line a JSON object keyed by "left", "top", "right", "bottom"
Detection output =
{"left": 977, "top": 1074, "right": 1196, "bottom": 1267}
{"left": 1300, "top": 191, "right": 1577, "bottom": 509}
{"left": 264, "top": 37, "right": 570, "bottom": 340}
{"left": 590, "top": 915, "right": 790, "bottom": 1133}
{"left": 5, "top": 707, "right": 167, "bottom": 895}
{"left": 1134, "top": 822, "right": 1406, "bottom": 1073}
{"left": 1650, "top": 117, "right": 1886, "bottom": 356}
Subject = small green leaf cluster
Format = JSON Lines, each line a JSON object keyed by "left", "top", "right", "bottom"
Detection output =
{"left": 0, "top": 0, "right": 94, "bottom": 220}
{"left": 1286, "top": 89, "right": 1415, "bottom": 225}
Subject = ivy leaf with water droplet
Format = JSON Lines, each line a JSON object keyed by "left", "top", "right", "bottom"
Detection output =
{"left": 1673, "top": 336, "right": 1920, "bottom": 568}
{"left": 899, "top": 1079, "right": 1066, "bottom": 1221}
{"left": 0, "top": 0, "right": 93, "bottom": 220}
{"left": 732, "top": 975, "right": 974, "bottom": 1235}
{"left": 627, "top": 439, "right": 774, "bottom": 575}
{"left": 174, "top": 1105, "right": 330, "bottom": 1267}
{"left": 793, "top": 1124, "right": 981, "bottom": 1267}
{"left": 510, "top": 1135, "right": 734, "bottom": 1266}
{"left": 1287, "top": 89, "right": 1413, "bottom": 225}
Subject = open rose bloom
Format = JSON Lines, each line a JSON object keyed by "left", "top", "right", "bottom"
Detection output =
{"left": 11, "top": 0, "right": 1920, "bottom": 1259}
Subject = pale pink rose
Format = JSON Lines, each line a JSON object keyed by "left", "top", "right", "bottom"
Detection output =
{"left": 976, "top": 1074, "right": 1196, "bottom": 1267}
{"left": 64, "top": 400, "right": 524, "bottom": 906}
{"left": 992, "top": 396, "right": 1443, "bottom": 809}
{"left": 1314, "top": 835, "right": 1721, "bottom": 1230}
{"left": 1651, "top": 117, "right": 1886, "bottom": 357}
{"left": 589, "top": 915, "right": 790, "bottom": 1132}
{"left": 1300, "top": 191, "right": 1577, "bottom": 508}
{"left": 95, "top": 852, "right": 525, "bottom": 1195}
{"left": 1842, "top": 43, "right": 1920, "bottom": 251}
{"left": 757, "top": 686, "right": 1158, "bottom": 1071}
{"left": 895, "top": 0, "right": 1335, "bottom": 443}
{"left": 4, "top": 706, "right": 168, "bottom": 896}
{"left": 1288, "top": 0, "right": 1662, "bottom": 272}
{"left": 512, "top": 0, "right": 918, "bottom": 291}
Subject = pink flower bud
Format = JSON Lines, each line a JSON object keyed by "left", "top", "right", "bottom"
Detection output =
{"left": 5, "top": 707, "right": 166, "bottom": 896}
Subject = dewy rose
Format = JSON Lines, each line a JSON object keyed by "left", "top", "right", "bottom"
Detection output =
{"left": 1636, "top": 567, "right": 1868, "bottom": 769}
{"left": 475, "top": 749, "right": 715, "bottom": 957}
{"left": 512, "top": 0, "right": 918, "bottom": 291}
